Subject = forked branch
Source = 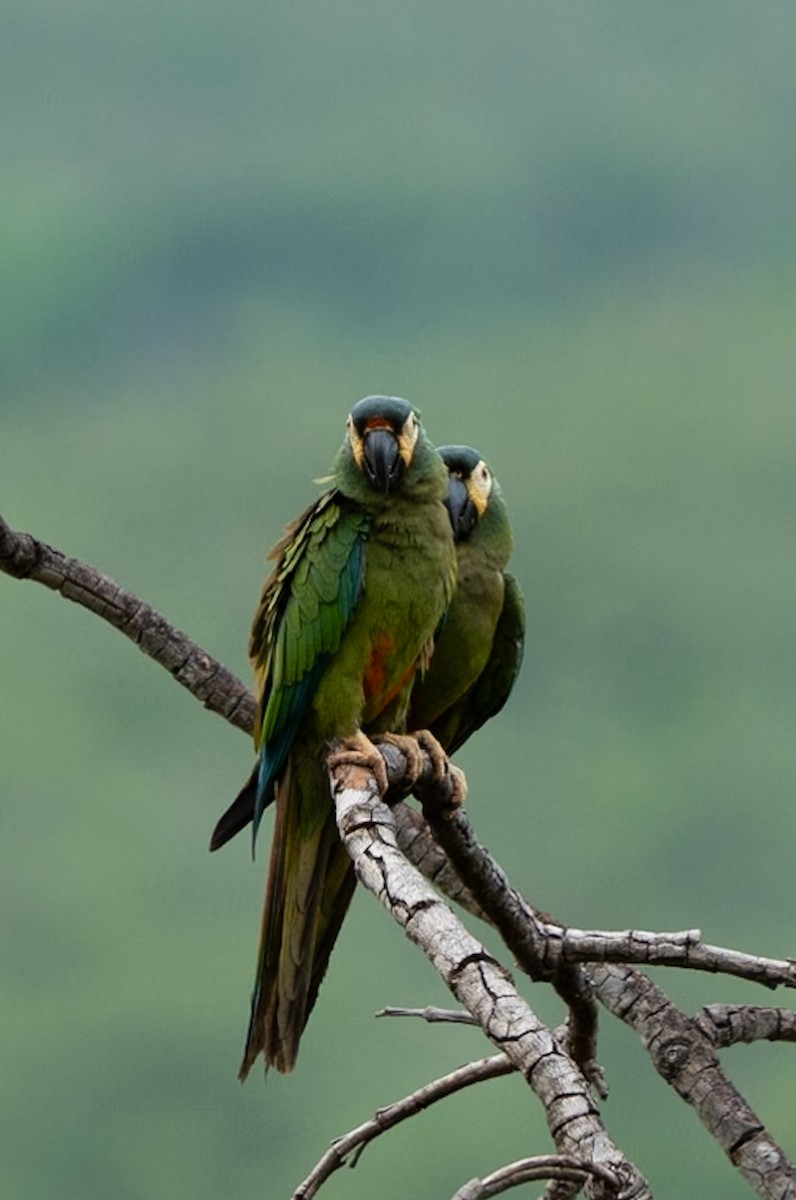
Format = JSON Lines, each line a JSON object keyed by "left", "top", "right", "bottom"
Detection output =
{"left": 409, "top": 779, "right": 796, "bottom": 1199}
{"left": 452, "top": 1155, "right": 622, "bottom": 1200}
{"left": 327, "top": 751, "right": 649, "bottom": 1197}
{"left": 292, "top": 1055, "right": 515, "bottom": 1200}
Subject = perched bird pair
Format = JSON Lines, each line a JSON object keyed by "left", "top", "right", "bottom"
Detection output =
{"left": 211, "top": 397, "right": 524, "bottom": 1077}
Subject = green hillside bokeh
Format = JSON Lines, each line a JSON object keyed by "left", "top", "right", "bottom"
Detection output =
{"left": 3, "top": 3, "right": 796, "bottom": 1197}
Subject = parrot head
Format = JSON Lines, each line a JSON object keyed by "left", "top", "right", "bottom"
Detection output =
{"left": 438, "top": 445, "right": 496, "bottom": 542}
{"left": 346, "top": 395, "right": 419, "bottom": 494}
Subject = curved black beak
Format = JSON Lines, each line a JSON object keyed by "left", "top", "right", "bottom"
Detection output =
{"left": 444, "top": 476, "right": 479, "bottom": 541}
{"left": 363, "top": 428, "right": 404, "bottom": 493}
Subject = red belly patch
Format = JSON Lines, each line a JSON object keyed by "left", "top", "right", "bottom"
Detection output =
{"left": 364, "top": 633, "right": 417, "bottom": 711}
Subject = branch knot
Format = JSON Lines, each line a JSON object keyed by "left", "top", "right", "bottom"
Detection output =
{"left": 0, "top": 516, "right": 42, "bottom": 579}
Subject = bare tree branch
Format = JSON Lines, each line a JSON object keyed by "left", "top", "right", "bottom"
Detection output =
{"left": 376, "top": 1006, "right": 609, "bottom": 1101}
{"left": 292, "top": 1055, "right": 515, "bottom": 1200}
{"left": 376, "top": 1005, "right": 478, "bottom": 1025}
{"left": 550, "top": 927, "right": 796, "bottom": 988}
{"left": 328, "top": 752, "right": 651, "bottom": 1199}
{"left": 592, "top": 964, "right": 796, "bottom": 1198}
{"left": 406, "top": 793, "right": 796, "bottom": 1200}
{"left": 415, "top": 791, "right": 796, "bottom": 991}
{"left": 5, "top": 517, "right": 796, "bottom": 1198}
{"left": 695, "top": 1004, "right": 796, "bottom": 1048}
{"left": 452, "top": 1155, "right": 622, "bottom": 1200}
{"left": 391, "top": 798, "right": 489, "bottom": 919}
{"left": 0, "top": 513, "right": 255, "bottom": 733}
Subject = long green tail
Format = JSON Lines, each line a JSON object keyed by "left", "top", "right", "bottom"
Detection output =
{"left": 238, "top": 758, "right": 356, "bottom": 1077}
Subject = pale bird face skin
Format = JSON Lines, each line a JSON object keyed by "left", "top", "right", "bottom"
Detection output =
{"left": 463, "top": 459, "right": 493, "bottom": 518}
{"left": 438, "top": 445, "right": 495, "bottom": 542}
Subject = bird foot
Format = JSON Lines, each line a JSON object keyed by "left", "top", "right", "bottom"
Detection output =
{"left": 371, "top": 732, "right": 426, "bottom": 799}
{"left": 413, "top": 729, "right": 468, "bottom": 815}
{"left": 327, "top": 731, "right": 390, "bottom": 796}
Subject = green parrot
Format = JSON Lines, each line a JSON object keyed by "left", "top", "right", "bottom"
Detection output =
{"left": 408, "top": 445, "right": 524, "bottom": 752}
{"left": 213, "top": 397, "right": 456, "bottom": 1077}
{"left": 210, "top": 443, "right": 523, "bottom": 848}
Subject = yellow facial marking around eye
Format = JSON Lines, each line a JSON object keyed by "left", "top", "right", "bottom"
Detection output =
{"left": 466, "top": 459, "right": 493, "bottom": 516}
{"left": 347, "top": 416, "right": 366, "bottom": 468}
{"left": 397, "top": 411, "right": 420, "bottom": 466}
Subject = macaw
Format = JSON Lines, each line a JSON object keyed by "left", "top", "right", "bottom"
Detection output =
{"left": 408, "top": 445, "right": 524, "bottom": 752}
{"left": 214, "top": 397, "right": 456, "bottom": 1077}
{"left": 210, "top": 442, "right": 524, "bottom": 847}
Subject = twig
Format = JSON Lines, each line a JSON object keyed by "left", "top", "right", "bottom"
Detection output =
{"left": 413, "top": 785, "right": 796, "bottom": 992}
{"left": 546, "top": 926, "right": 796, "bottom": 989}
{"left": 376, "top": 1005, "right": 478, "bottom": 1024}
{"left": 0, "top": 513, "right": 255, "bottom": 734}
{"left": 452, "top": 1155, "right": 621, "bottom": 1200}
{"left": 292, "top": 1055, "right": 515, "bottom": 1200}
{"left": 695, "top": 1004, "right": 796, "bottom": 1048}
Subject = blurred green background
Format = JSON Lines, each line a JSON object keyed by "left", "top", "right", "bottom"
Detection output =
{"left": 2, "top": 2, "right": 796, "bottom": 1196}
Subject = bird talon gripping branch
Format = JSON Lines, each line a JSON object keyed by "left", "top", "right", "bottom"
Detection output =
{"left": 414, "top": 728, "right": 450, "bottom": 782}
{"left": 371, "top": 732, "right": 426, "bottom": 796}
{"left": 328, "top": 731, "right": 390, "bottom": 796}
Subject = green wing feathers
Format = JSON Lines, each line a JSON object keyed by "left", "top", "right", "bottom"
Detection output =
{"left": 247, "top": 494, "right": 370, "bottom": 841}
{"left": 446, "top": 572, "right": 525, "bottom": 753}
{"left": 251, "top": 492, "right": 370, "bottom": 752}
{"left": 210, "top": 493, "right": 370, "bottom": 852}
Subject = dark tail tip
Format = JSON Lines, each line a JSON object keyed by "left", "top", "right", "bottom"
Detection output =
{"left": 209, "top": 764, "right": 259, "bottom": 852}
